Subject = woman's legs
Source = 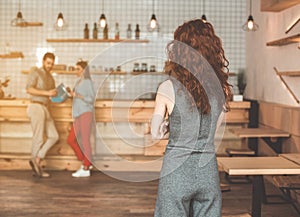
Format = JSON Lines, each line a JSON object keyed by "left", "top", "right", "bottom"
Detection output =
{"left": 67, "top": 122, "right": 84, "bottom": 162}
{"left": 78, "top": 112, "right": 93, "bottom": 168}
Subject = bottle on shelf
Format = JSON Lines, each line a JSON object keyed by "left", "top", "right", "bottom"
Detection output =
{"left": 141, "top": 63, "right": 148, "bottom": 72}
{"left": 114, "top": 22, "right": 120, "bottom": 40}
{"left": 93, "top": 22, "right": 98, "bottom": 39}
{"left": 103, "top": 24, "right": 108, "bottom": 39}
{"left": 150, "top": 65, "right": 156, "bottom": 72}
{"left": 133, "top": 63, "right": 140, "bottom": 72}
{"left": 84, "top": 23, "right": 89, "bottom": 39}
{"left": 135, "top": 24, "right": 140, "bottom": 40}
{"left": 126, "top": 24, "right": 132, "bottom": 39}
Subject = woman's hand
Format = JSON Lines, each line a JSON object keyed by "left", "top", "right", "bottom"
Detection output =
{"left": 159, "top": 119, "right": 169, "bottom": 138}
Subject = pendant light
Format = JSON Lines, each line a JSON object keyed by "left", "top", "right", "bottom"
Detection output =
{"left": 148, "top": 0, "right": 159, "bottom": 32}
{"left": 54, "top": 1, "right": 67, "bottom": 30}
{"left": 11, "top": 0, "right": 27, "bottom": 27}
{"left": 242, "top": 0, "right": 259, "bottom": 31}
{"left": 98, "top": 0, "right": 107, "bottom": 28}
{"left": 201, "top": 0, "right": 207, "bottom": 23}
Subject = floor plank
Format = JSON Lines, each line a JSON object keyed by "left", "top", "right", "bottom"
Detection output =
{"left": 0, "top": 171, "right": 298, "bottom": 217}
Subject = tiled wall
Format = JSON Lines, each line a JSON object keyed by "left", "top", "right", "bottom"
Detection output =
{"left": 0, "top": 0, "right": 246, "bottom": 99}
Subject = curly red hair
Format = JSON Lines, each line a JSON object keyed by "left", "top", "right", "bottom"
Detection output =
{"left": 165, "top": 19, "right": 232, "bottom": 114}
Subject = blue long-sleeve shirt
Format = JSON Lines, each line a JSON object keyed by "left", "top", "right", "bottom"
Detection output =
{"left": 72, "top": 78, "right": 95, "bottom": 118}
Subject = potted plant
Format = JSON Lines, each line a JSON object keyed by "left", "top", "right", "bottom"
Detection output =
{"left": 237, "top": 68, "right": 246, "bottom": 95}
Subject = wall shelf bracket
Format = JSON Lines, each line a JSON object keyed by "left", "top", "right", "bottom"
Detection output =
{"left": 274, "top": 67, "right": 300, "bottom": 104}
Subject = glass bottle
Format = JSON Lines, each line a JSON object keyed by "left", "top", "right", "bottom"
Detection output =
{"left": 114, "top": 22, "right": 120, "bottom": 40}
{"left": 103, "top": 24, "right": 108, "bottom": 39}
{"left": 135, "top": 24, "right": 140, "bottom": 40}
{"left": 84, "top": 23, "right": 89, "bottom": 39}
{"left": 126, "top": 24, "right": 132, "bottom": 39}
{"left": 141, "top": 63, "right": 148, "bottom": 72}
{"left": 93, "top": 22, "right": 98, "bottom": 39}
{"left": 133, "top": 63, "right": 140, "bottom": 72}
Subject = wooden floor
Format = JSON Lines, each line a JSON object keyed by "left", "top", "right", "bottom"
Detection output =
{"left": 0, "top": 170, "right": 299, "bottom": 217}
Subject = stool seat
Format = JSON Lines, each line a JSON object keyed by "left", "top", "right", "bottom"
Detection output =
{"left": 226, "top": 148, "right": 255, "bottom": 157}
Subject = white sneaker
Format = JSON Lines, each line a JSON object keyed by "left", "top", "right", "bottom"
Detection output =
{"left": 72, "top": 168, "right": 90, "bottom": 177}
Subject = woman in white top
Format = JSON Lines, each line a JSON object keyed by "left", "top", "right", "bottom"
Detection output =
{"left": 67, "top": 61, "right": 95, "bottom": 177}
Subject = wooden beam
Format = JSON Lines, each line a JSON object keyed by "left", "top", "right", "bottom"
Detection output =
{"left": 261, "top": 0, "right": 300, "bottom": 12}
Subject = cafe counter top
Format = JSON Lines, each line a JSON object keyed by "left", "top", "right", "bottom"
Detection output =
{"left": 0, "top": 98, "right": 250, "bottom": 123}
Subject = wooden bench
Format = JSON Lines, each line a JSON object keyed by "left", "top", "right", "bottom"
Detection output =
{"left": 272, "top": 175, "right": 300, "bottom": 214}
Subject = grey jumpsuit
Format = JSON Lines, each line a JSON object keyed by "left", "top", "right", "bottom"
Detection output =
{"left": 154, "top": 77, "right": 222, "bottom": 217}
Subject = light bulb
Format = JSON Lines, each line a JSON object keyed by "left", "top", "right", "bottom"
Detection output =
{"left": 99, "top": 14, "right": 106, "bottom": 28}
{"left": 247, "top": 20, "right": 254, "bottom": 30}
{"left": 148, "top": 14, "right": 159, "bottom": 32}
{"left": 150, "top": 18, "right": 157, "bottom": 29}
{"left": 57, "top": 18, "right": 64, "bottom": 28}
{"left": 54, "top": 12, "right": 67, "bottom": 30}
{"left": 201, "top": 14, "right": 207, "bottom": 23}
{"left": 242, "top": 15, "right": 258, "bottom": 31}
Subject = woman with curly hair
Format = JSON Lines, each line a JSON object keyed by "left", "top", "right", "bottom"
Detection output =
{"left": 151, "top": 19, "right": 232, "bottom": 216}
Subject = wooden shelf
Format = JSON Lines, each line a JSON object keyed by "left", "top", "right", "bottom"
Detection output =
{"left": 46, "top": 38, "right": 149, "bottom": 43}
{"left": 21, "top": 69, "right": 166, "bottom": 75}
{"left": 266, "top": 34, "right": 300, "bottom": 46}
{"left": 261, "top": 0, "right": 300, "bottom": 12}
{"left": 21, "top": 70, "right": 129, "bottom": 75}
{"left": 276, "top": 71, "right": 300, "bottom": 76}
{"left": 15, "top": 22, "right": 43, "bottom": 27}
{"left": 0, "top": 52, "right": 24, "bottom": 59}
{"left": 130, "top": 71, "right": 165, "bottom": 75}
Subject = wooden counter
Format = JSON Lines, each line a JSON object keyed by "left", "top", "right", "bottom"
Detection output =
{"left": 0, "top": 99, "right": 250, "bottom": 122}
{"left": 0, "top": 99, "right": 250, "bottom": 170}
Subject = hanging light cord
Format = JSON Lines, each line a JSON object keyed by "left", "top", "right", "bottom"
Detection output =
{"left": 250, "top": 0, "right": 252, "bottom": 15}
{"left": 152, "top": 0, "right": 155, "bottom": 14}
{"left": 102, "top": 0, "right": 104, "bottom": 13}
{"left": 202, "top": 0, "right": 205, "bottom": 15}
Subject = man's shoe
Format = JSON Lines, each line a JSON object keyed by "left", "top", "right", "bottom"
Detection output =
{"left": 72, "top": 168, "right": 90, "bottom": 177}
{"left": 29, "top": 159, "right": 42, "bottom": 177}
